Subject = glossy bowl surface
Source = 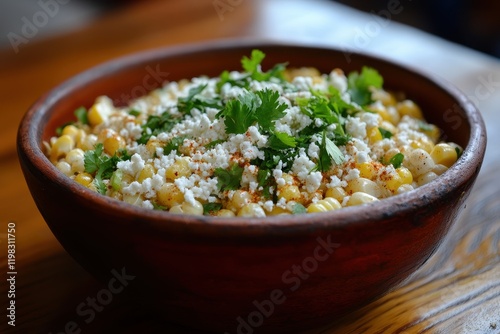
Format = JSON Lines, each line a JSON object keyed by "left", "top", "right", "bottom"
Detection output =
{"left": 17, "top": 40, "right": 486, "bottom": 333}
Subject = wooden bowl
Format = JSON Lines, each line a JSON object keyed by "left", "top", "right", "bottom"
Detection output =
{"left": 17, "top": 41, "right": 487, "bottom": 333}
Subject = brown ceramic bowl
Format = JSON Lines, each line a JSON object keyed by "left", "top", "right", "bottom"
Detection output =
{"left": 17, "top": 41, "right": 486, "bottom": 333}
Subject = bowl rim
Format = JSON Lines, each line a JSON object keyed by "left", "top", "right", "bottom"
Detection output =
{"left": 17, "top": 39, "right": 487, "bottom": 236}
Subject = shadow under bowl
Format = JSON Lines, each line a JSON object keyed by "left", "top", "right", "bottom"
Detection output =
{"left": 17, "top": 40, "right": 486, "bottom": 333}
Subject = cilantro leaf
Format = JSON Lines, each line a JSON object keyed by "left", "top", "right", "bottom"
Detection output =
{"left": 137, "top": 111, "right": 178, "bottom": 144}
{"left": 83, "top": 143, "right": 104, "bottom": 174}
{"left": 203, "top": 203, "right": 223, "bottom": 215}
{"left": 389, "top": 153, "right": 404, "bottom": 168}
{"left": 242, "top": 49, "right": 266, "bottom": 78}
{"left": 348, "top": 67, "right": 383, "bottom": 106}
{"left": 257, "top": 168, "right": 275, "bottom": 199}
{"left": 317, "top": 131, "right": 344, "bottom": 172}
{"left": 378, "top": 127, "right": 393, "bottom": 139}
{"left": 268, "top": 132, "right": 297, "bottom": 150}
{"left": 128, "top": 109, "right": 141, "bottom": 117}
{"left": 241, "top": 49, "right": 287, "bottom": 82}
{"left": 74, "top": 107, "right": 88, "bottom": 125}
{"left": 217, "top": 92, "right": 258, "bottom": 134}
{"left": 254, "top": 89, "right": 287, "bottom": 131}
{"left": 164, "top": 136, "right": 186, "bottom": 155}
{"left": 152, "top": 202, "right": 167, "bottom": 211}
{"left": 325, "top": 137, "right": 345, "bottom": 165}
{"left": 292, "top": 203, "right": 307, "bottom": 215}
{"left": 177, "top": 84, "right": 221, "bottom": 113}
{"left": 83, "top": 143, "right": 131, "bottom": 195}
{"left": 455, "top": 146, "right": 462, "bottom": 159}
{"left": 214, "top": 164, "right": 244, "bottom": 191}
{"left": 216, "top": 70, "right": 249, "bottom": 92}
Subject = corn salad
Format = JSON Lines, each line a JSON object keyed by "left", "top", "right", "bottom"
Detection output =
{"left": 45, "top": 50, "right": 461, "bottom": 217}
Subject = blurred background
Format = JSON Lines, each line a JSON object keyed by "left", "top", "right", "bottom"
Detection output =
{"left": 1, "top": 0, "right": 499, "bottom": 58}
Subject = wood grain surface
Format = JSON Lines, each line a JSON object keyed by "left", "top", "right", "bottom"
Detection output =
{"left": 1, "top": 0, "right": 499, "bottom": 333}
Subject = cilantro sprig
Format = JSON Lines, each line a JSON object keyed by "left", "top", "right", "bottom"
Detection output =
{"left": 217, "top": 89, "right": 287, "bottom": 135}
{"left": 347, "top": 67, "right": 383, "bottom": 106}
{"left": 137, "top": 111, "right": 178, "bottom": 145}
{"left": 214, "top": 164, "right": 244, "bottom": 192}
{"left": 83, "top": 143, "right": 131, "bottom": 194}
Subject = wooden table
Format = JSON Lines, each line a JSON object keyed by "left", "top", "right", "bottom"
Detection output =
{"left": 1, "top": 0, "right": 499, "bottom": 333}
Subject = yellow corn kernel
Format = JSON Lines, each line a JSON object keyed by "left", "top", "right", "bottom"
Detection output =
{"left": 408, "top": 148, "right": 435, "bottom": 177}
{"left": 146, "top": 139, "right": 162, "bottom": 156}
{"left": 269, "top": 206, "right": 289, "bottom": 216}
{"left": 65, "top": 148, "right": 85, "bottom": 174}
{"left": 157, "top": 183, "right": 184, "bottom": 208}
{"left": 396, "top": 167, "right": 413, "bottom": 184}
{"left": 121, "top": 173, "right": 134, "bottom": 185}
{"left": 307, "top": 197, "right": 341, "bottom": 213}
{"left": 278, "top": 185, "right": 301, "bottom": 202}
{"left": 284, "top": 67, "right": 321, "bottom": 82}
{"left": 75, "top": 172, "right": 93, "bottom": 187}
{"left": 50, "top": 135, "right": 75, "bottom": 162}
{"left": 346, "top": 192, "right": 379, "bottom": 206}
{"left": 396, "top": 100, "right": 423, "bottom": 119}
{"left": 277, "top": 173, "right": 295, "bottom": 188}
{"left": 137, "top": 164, "right": 155, "bottom": 183}
{"left": 88, "top": 97, "right": 113, "bottom": 126}
{"left": 410, "top": 137, "right": 434, "bottom": 153}
{"left": 367, "top": 126, "right": 383, "bottom": 144}
{"left": 169, "top": 200, "right": 204, "bottom": 215}
{"left": 379, "top": 120, "right": 397, "bottom": 135}
{"left": 215, "top": 209, "right": 236, "bottom": 217}
{"left": 356, "top": 162, "right": 377, "bottom": 180}
{"left": 166, "top": 158, "right": 190, "bottom": 180}
{"left": 372, "top": 89, "right": 396, "bottom": 106}
{"left": 419, "top": 123, "right": 441, "bottom": 143}
{"left": 430, "top": 143, "right": 458, "bottom": 168}
{"left": 61, "top": 125, "right": 80, "bottom": 140}
{"left": 416, "top": 171, "right": 438, "bottom": 186}
{"left": 229, "top": 190, "right": 251, "bottom": 211}
{"left": 385, "top": 106, "right": 401, "bottom": 125}
{"left": 325, "top": 186, "right": 347, "bottom": 202}
{"left": 103, "top": 135, "right": 125, "bottom": 156}
{"left": 433, "top": 164, "right": 448, "bottom": 176}
{"left": 56, "top": 161, "right": 72, "bottom": 176}
{"left": 345, "top": 178, "right": 382, "bottom": 198}
{"left": 123, "top": 194, "right": 141, "bottom": 205}
{"left": 78, "top": 134, "right": 97, "bottom": 151}
{"left": 238, "top": 203, "right": 266, "bottom": 217}
{"left": 385, "top": 173, "right": 403, "bottom": 193}
{"left": 385, "top": 167, "right": 413, "bottom": 193}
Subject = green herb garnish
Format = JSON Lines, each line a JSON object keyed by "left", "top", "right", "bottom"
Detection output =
{"left": 74, "top": 106, "right": 89, "bottom": 125}
{"left": 137, "top": 111, "right": 178, "bottom": 145}
{"left": 378, "top": 127, "right": 393, "bottom": 139}
{"left": 203, "top": 203, "right": 223, "bottom": 215}
{"left": 83, "top": 143, "right": 130, "bottom": 194}
{"left": 292, "top": 203, "right": 307, "bottom": 215}
{"left": 214, "top": 164, "right": 244, "bottom": 191}
{"left": 389, "top": 153, "right": 405, "bottom": 168}
{"left": 347, "top": 67, "right": 383, "bottom": 106}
